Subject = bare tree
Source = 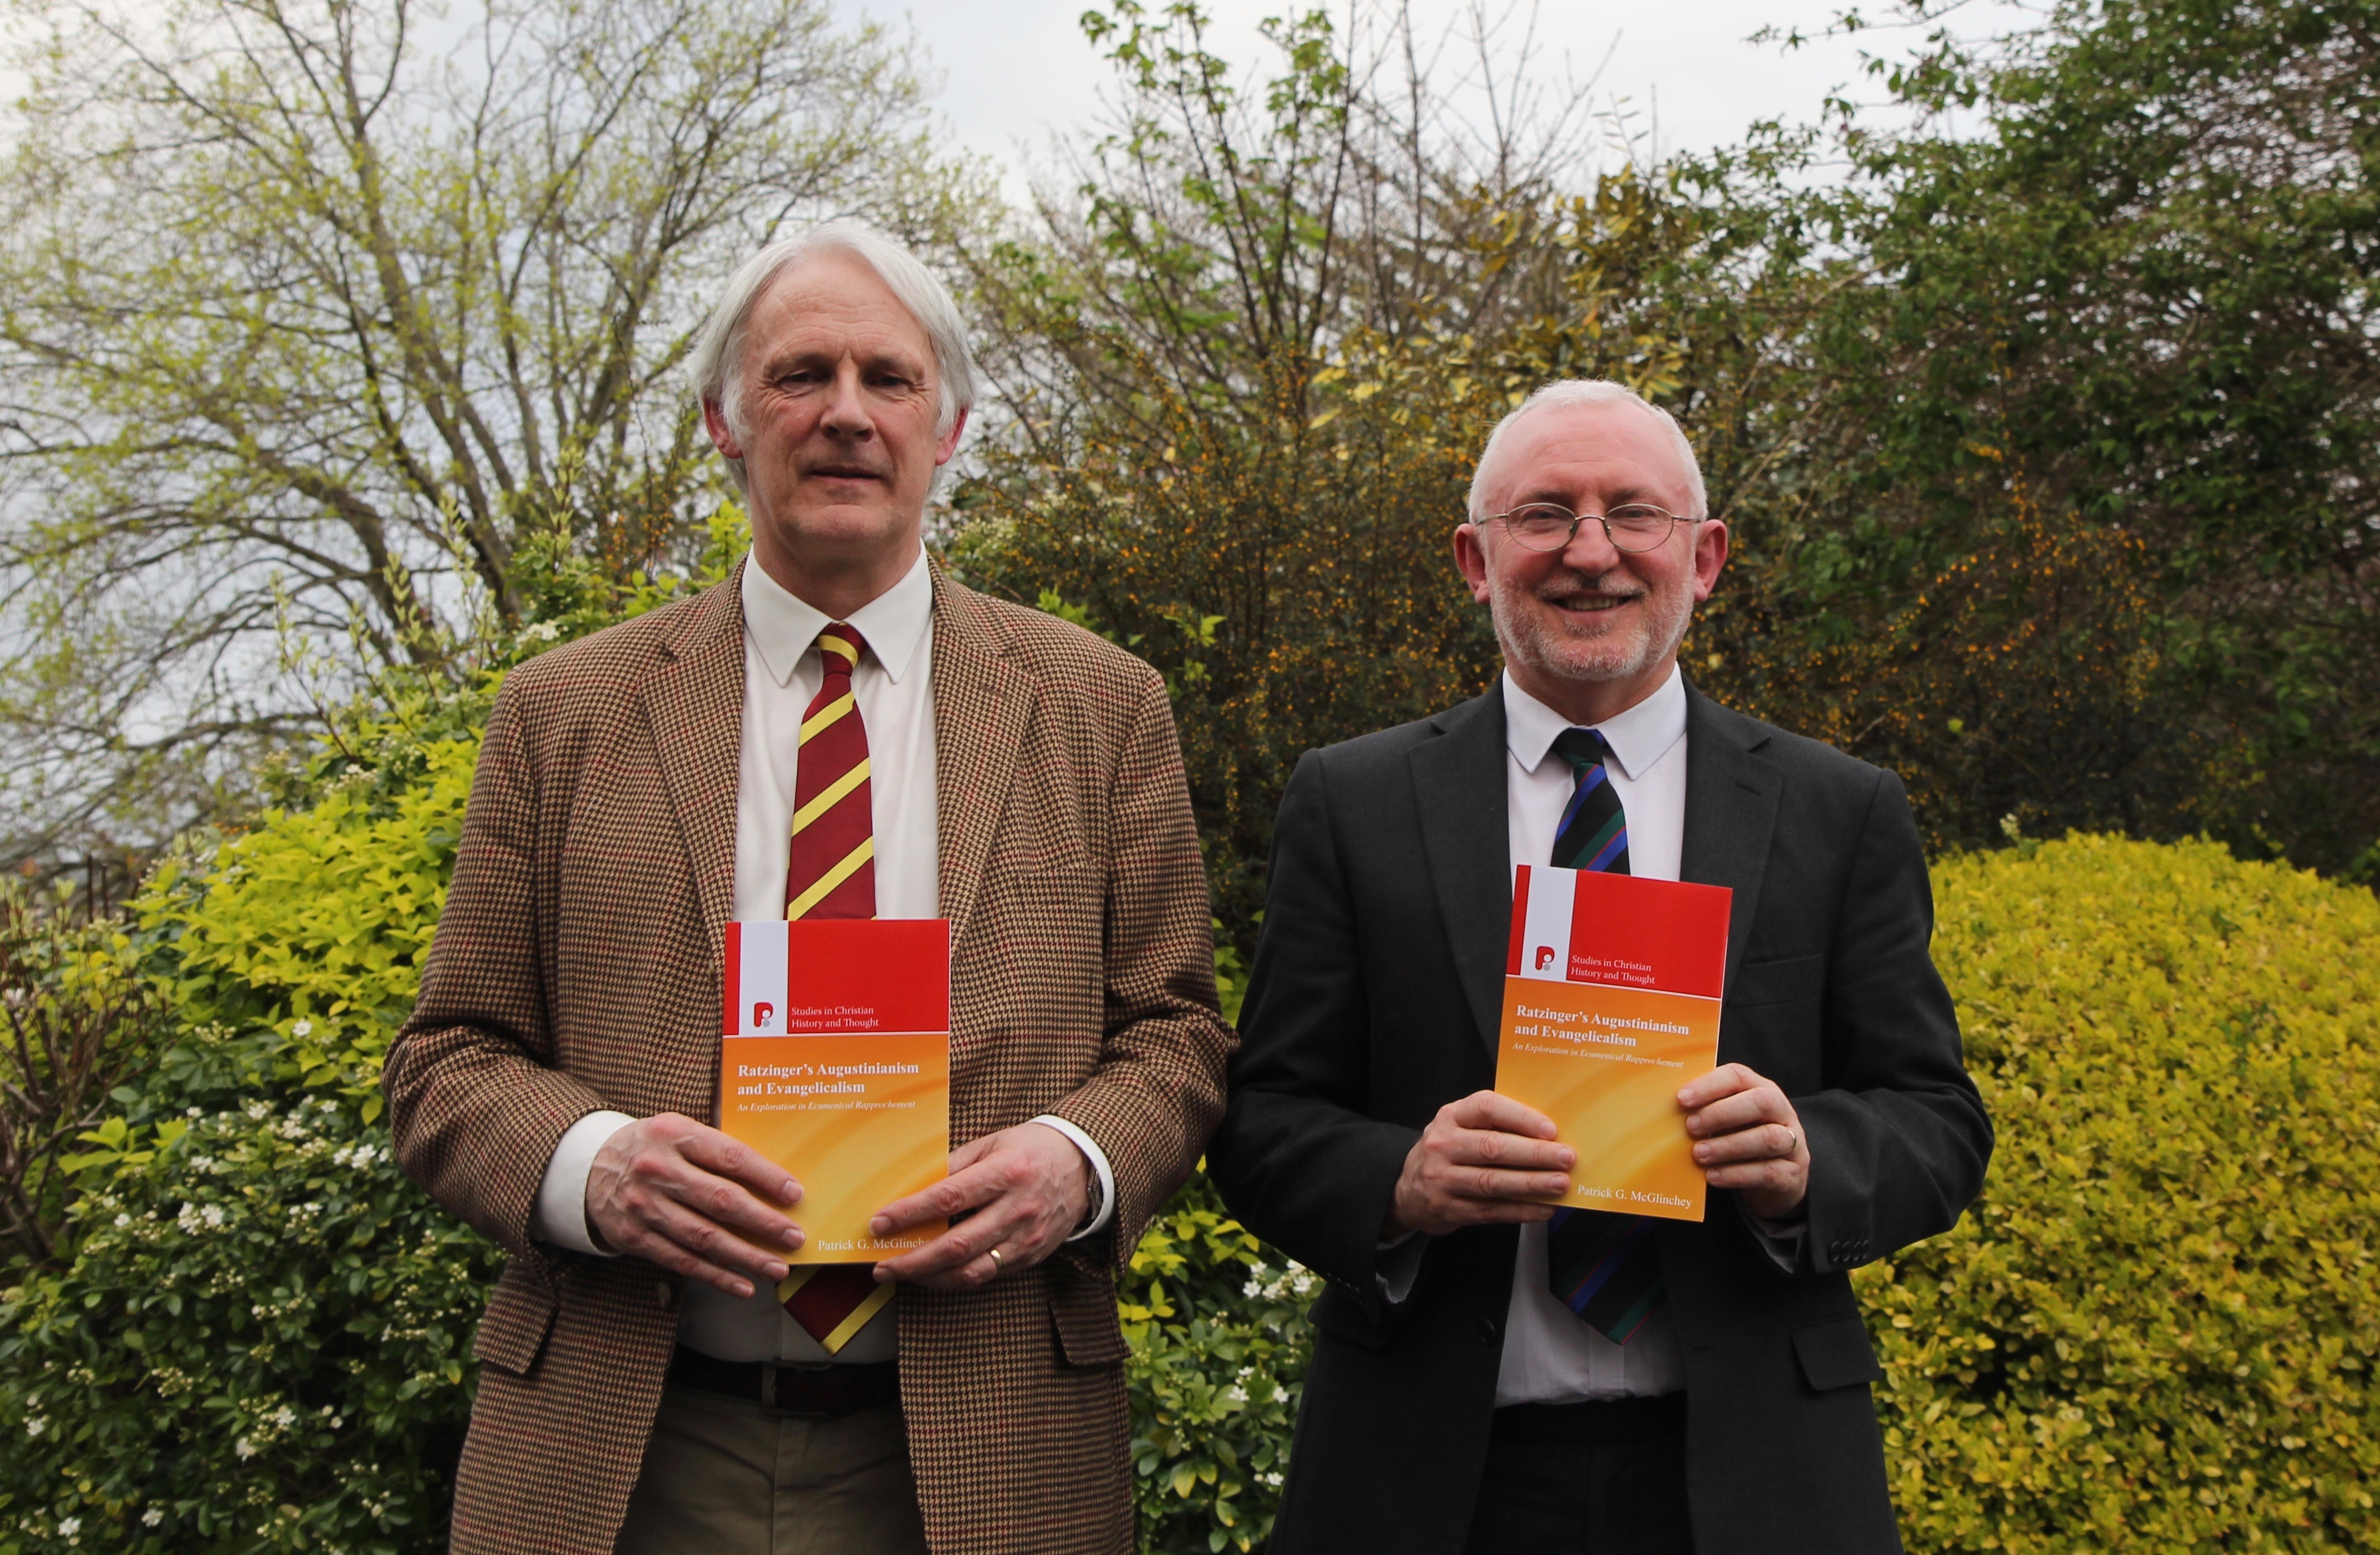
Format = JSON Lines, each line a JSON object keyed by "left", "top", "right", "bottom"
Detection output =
{"left": 0, "top": 0, "right": 977, "bottom": 866}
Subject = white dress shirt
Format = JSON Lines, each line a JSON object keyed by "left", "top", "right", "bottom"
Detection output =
{"left": 1493, "top": 664, "right": 1694, "bottom": 1403}
{"left": 528, "top": 548, "right": 1115, "bottom": 1363}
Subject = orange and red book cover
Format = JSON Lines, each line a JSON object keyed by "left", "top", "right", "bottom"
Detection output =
{"left": 719, "top": 919, "right": 950, "bottom": 1263}
{"left": 1493, "top": 864, "right": 1732, "bottom": 1222}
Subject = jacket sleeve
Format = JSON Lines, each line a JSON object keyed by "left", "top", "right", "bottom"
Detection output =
{"left": 384, "top": 685, "right": 608, "bottom": 1265}
{"left": 1044, "top": 668, "right": 1237, "bottom": 1272}
{"left": 1795, "top": 769, "right": 1994, "bottom": 1274}
{"left": 1205, "top": 751, "right": 1420, "bottom": 1301}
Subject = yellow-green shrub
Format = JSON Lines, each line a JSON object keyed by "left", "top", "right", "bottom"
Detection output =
{"left": 1, "top": 731, "right": 495, "bottom": 1554}
{"left": 138, "top": 736, "right": 478, "bottom": 1122}
{"left": 1864, "top": 834, "right": 2380, "bottom": 1552}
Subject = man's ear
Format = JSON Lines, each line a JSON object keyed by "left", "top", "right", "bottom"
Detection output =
{"left": 702, "top": 397, "right": 743, "bottom": 461}
{"left": 1453, "top": 521, "right": 1494, "bottom": 606}
{"left": 934, "top": 405, "right": 971, "bottom": 466}
{"left": 1691, "top": 519, "right": 1730, "bottom": 602}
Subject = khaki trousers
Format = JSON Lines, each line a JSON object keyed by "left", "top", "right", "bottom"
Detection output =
{"left": 613, "top": 1383, "right": 931, "bottom": 1555}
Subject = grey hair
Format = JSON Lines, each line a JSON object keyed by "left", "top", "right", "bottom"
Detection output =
{"left": 687, "top": 220, "right": 979, "bottom": 492}
{"left": 1465, "top": 379, "right": 1707, "bottom": 524}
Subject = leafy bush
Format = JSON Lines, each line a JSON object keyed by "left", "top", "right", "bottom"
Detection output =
{"left": 10, "top": 668, "right": 2376, "bottom": 1555}
{"left": 1122, "top": 1173, "right": 1311, "bottom": 1555}
{"left": 1863, "top": 834, "right": 2380, "bottom": 1551}
{"left": 150, "top": 735, "right": 481, "bottom": 1123}
{"left": 0, "top": 888, "right": 164, "bottom": 1271}
{"left": 0, "top": 725, "right": 496, "bottom": 1553}
{"left": 0, "top": 1041, "right": 496, "bottom": 1552}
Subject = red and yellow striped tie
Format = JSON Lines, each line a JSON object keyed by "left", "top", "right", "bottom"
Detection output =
{"left": 775, "top": 621, "right": 896, "bottom": 1352}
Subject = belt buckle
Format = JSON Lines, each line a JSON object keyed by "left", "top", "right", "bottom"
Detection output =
{"left": 757, "top": 1361, "right": 777, "bottom": 1407}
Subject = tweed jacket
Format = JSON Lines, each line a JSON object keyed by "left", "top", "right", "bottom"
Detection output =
{"left": 384, "top": 558, "right": 1233, "bottom": 1555}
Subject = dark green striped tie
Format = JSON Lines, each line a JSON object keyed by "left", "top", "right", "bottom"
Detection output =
{"left": 1543, "top": 728, "right": 1665, "bottom": 1342}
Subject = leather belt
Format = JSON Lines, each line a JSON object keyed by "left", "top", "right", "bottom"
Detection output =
{"left": 1491, "top": 1392, "right": 1687, "bottom": 1446}
{"left": 667, "top": 1344, "right": 900, "bottom": 1418}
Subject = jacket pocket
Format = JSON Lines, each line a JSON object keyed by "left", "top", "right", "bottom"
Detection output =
{"left": 1729, "top": 952, "right": 1825, "bottom": 1008}
{"left": 1046, "top": 1251, "right": 1130, "bottom": 1366}
{"left": 1792, "top": 1312, "right": 1884, "bottom": 1391}
{"left": 472, "top": 1261, "right": 558, "bottom": 1378}
{"left": 1309, "top": 1281, "right": 1393, "bottom": 1351}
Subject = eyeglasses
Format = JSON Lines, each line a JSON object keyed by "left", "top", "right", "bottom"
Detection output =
{"left": 1480, "top": 502, "right": 1686, "bottom": 554}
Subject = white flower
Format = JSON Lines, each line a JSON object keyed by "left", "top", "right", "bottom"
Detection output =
{"left": 519, "top": 620, "right": 564, "bottom": 643}
{"left": 269, "top": 1405, "right": 296, "bottom": 1428}
{"left": 290, "top": 1019, "right": 312, "bottom": 1038}
{"left": 201, "top": 1204, "right": 226, "bottom": 1228}
{"left": 113, "top": 1214, "right": 130, "bottom": 1228}
{"left": 142, "top": 1508, "right": 163, "bottom": 1527}
{"left": 1219, "top": 1385, "right": 1247, "bottom": 1406}
{"left": 234, "top": 1436, "right": 257, "bottom": 1459}
{"left": 1242, "top": 1278, "right": 1261, "bottom": 1298}
{"left": 25, "top": 1416, "right": 47, "bottom": 1438}
{"left": 57, "top": 1517, "right": 78, "bottom": 1537}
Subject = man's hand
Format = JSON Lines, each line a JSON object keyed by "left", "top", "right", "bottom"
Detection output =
{"left": 1384, "top": 1090, "right": 1574, "bottom": 1239}
{"left": 866, "top": 1122, "right": 1092, "bottom": 1291}
{"left": 585, "top": 1113, "right": 804, "bottom": 1299}
{"left": 1679, "top": 1063, "right": 1810, "bottom": 1220}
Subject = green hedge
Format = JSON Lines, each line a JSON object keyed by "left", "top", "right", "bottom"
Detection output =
{"left": 1862, "top": 834, "right": 2380, "bottom": 1551}
{"left": 3, "top": 724, "right": 2374, "bottom": 1552}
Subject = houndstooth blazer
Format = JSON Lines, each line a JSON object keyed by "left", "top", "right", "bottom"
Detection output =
{"left": 385, "top": 557, "right": 1232, "bottom": 1555}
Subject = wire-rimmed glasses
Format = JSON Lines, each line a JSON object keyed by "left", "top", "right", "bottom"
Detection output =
{"left": 1482, "top": 502, "right": 1684, "bottom": 553}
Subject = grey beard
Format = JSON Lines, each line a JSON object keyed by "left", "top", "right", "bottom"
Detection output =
{"left": 1489, "top": 569, "right": 1695, "bottom": 688}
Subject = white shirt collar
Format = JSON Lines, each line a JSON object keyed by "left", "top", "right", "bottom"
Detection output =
{"left": 1502, "top": 662, "right": 1687, "bottom": 781}
{"left": 740, "top": 547, "right": 934, "bottom": 689}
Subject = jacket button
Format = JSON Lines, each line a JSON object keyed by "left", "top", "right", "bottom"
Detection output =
{"left": 655, "top": 1280, "right": 677, "bottom": 1311}
{"left": 1476, "top": 1316, "right": 1502, "bottom": 1345}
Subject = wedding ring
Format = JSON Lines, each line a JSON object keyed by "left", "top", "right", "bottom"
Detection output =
{"left": 1782, "top": 1127, "right": 1799, "bottom": 1157}
{"left": 987, "top": 1247, "right": 1005, "bottom": 1276}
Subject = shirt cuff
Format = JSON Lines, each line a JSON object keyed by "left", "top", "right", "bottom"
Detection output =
{"left": 531, "top": 1110, "right": 636, "bottom": 1255}
{"left": 1028, "top": 1115, "right": 1115, "bottom": 1240}
{"left": 1740, "top": 1199, "right": 1806, "bottom": 1274}
{"left": 1375, "top": 1231, "right": 1428, "bottom": 1304}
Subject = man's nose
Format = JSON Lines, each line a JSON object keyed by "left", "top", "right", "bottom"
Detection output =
{"left": 1558, "top": 514, "right": 1624, "bottom": 571}
{"left": 819, "top": 364, "right": 873, "bottom": 436}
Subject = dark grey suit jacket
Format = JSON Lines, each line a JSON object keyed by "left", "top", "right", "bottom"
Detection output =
{"left": 1206, "top": 683, "right": 1991, "bottom": 1555}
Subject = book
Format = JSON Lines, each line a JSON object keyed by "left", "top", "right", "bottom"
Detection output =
{"left": 719, "top": 918, "right": 951, "bottom": 1263}
{"left": 1492, "top": 864, "right": 1732, "bottom": 1223}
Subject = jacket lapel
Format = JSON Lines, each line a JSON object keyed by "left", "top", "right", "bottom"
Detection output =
{"left": 1678, "top": 683, "right": 1779, "bottom": 990}
{"left": 1407, "top": 689, "right": 1512, "bottom": 1058}
{"left": 929, "top": 565, "right": 1034, "bottom": 939}
{"left": 639, "top": 564, "right": 751, "bottom": 962}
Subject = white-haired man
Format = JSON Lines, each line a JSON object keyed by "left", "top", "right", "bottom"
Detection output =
{"left": 387, "top": 222, "right": 1233, "bottom": 1555}
{"left": 1206, "top": 381, "right": 1991, "bottom": 1553}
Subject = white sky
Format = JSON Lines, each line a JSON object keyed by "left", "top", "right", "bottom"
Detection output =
{"left": 854, "top": 0, "right": 2040, "bottom": 199}
{"left": 2, "top": 3, "right": 2036, "bottom": 184}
